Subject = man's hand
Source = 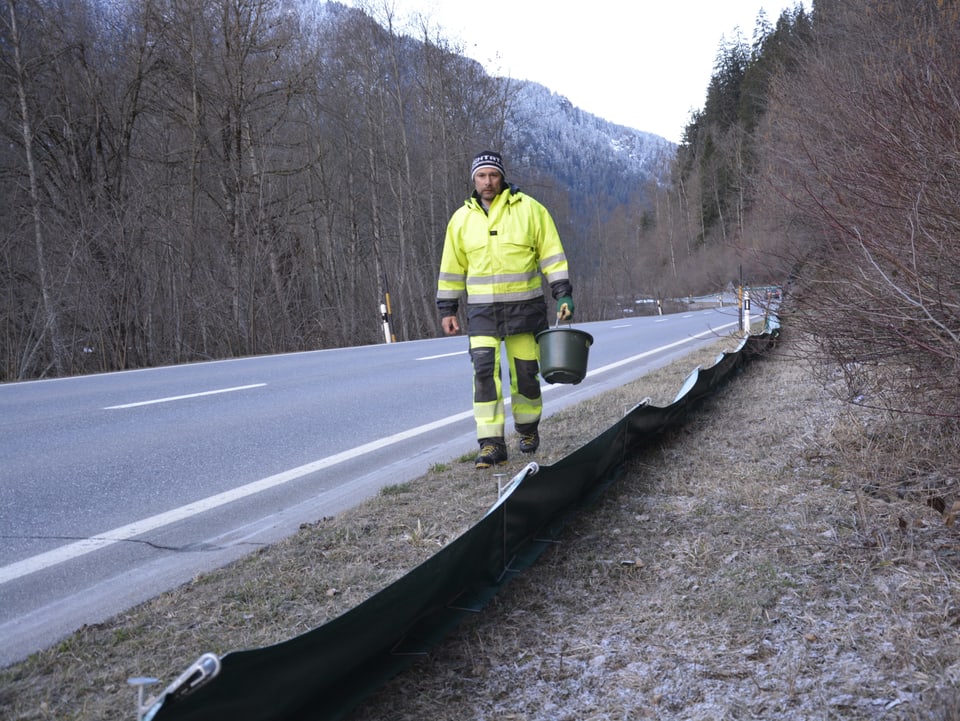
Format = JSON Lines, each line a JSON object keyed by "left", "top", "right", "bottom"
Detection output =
{"left": 557, "top": 296, "right": 574, "bottom": 321}
{"left": 441, "top": 316, "right": 460, "bottom": 335}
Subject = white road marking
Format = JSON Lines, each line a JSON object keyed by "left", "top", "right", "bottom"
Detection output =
{"left": 104, "top": 384, "right": 266, "bottom": 409}
{"left": 3, "top": 322, "right": 737, "bottom": 584}
{"left": 572, "top": 322, "right": 738, "bottom": 376}
{"left": 0, "top": 407, "right": 474, "bottom": 585}
{"left": 417, "top": 351, "right": 468, "bottom": 360}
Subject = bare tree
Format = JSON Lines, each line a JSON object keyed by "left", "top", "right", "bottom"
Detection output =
{"left": 0, "top": 0, "right": 603, "bottom": 378}
{"left": 759, "top": 0, "right": 960, "bottom": 419}
{"left": 3, "top": 0, "right": 66, "bottom": 377}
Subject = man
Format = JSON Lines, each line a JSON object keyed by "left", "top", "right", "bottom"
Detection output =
{"left": 437, "top": 150, "right": 574, "bottom": 469}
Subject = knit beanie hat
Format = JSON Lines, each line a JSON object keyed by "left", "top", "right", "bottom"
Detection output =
{"left": 470, "top": 150, "right": 505, "bottom": 179}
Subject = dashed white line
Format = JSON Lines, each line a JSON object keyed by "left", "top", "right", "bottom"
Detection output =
{"left": 5, "top": 323, "right": 738, "bottom": 584}
{"left": 104, "top": 384, "right": 266, "bottom": 409}
{"left": 417, "top": 351, "right": 468, "bottom": 360}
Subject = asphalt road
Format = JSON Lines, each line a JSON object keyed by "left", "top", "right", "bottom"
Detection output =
{"left": 0, "top": 307, "right": 741, "bottom": 666}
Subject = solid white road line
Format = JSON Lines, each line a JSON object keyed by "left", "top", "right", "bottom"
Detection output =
{"left": 3, "top": 323, "right": 737, "bottom": 584}
{"left": 0, "top": 409, "right": 472, "bottom": 586}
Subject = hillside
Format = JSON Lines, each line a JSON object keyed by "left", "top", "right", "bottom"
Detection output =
{"left": 506, "top": 80, "right": 675, "bottom": 209}
{"left": 0, "top": 0, "right": 677, "bottom": 380}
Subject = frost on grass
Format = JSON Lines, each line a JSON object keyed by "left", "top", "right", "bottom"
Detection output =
{"left": 2, "top": 339, "right": 958, "bottom": 721}
{"left": 347, "top": 346, "right": 960, "bottom": 721}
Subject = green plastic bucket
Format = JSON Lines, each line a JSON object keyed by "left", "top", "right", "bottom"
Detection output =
{"left": 536, "top": 327, "right": 594, "bottom": 384}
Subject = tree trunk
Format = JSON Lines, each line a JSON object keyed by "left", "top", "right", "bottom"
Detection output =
{"left": 7, "top": 0, "right": 65, "bottom": 377}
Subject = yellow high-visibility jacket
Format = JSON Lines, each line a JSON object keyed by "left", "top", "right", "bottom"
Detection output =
{"left": 436, "top": 186, "right": 572, "bottom": 337}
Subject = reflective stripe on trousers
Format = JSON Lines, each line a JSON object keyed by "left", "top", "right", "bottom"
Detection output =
{"left": 468, "top": 333, "right": 542, "bottom": 440}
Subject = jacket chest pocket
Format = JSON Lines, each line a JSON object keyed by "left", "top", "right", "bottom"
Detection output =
{"left": 498, "top": 231, "right": 537, "bottom": 270}
{"left": 461, "top": 215, "right": 495, "bottom": 255}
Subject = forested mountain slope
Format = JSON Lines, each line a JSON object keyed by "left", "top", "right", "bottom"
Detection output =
{"left": 0, "top": 0, "right": 672, "bottom": 381}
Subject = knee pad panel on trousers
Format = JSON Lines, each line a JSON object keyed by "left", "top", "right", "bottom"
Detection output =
{"left": 470, "top": 346, "right": 497, "bottom": 403}
{"left": 514, "top": 357, "right": 542, "bottom": 399}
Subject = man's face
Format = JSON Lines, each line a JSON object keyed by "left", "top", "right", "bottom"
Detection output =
{"left": 473, "top": 168, "right": 503, "bottom": 204}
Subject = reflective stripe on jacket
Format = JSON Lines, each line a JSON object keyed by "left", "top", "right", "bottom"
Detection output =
{"left": 436, "top": 186, "right": 570, "bottom": 333}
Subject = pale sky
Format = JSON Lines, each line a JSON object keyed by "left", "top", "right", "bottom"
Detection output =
{"left": 343, "top": 0, "right": 806, "bottom": 143}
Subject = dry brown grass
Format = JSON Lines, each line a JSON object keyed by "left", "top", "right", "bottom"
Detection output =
{"left": 2, "top": 335, "right": 959, "bottom": 721}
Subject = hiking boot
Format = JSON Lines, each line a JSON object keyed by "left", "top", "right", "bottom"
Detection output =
{"left": 518, "top": 430, "right": 540, "bottom": 454}
{"left": 475, "top": 439, "right": 508, "bottom": 469}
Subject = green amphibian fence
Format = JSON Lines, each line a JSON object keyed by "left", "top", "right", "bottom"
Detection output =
{"left": 147, "top": 325, "right": 780, "bottom": 721}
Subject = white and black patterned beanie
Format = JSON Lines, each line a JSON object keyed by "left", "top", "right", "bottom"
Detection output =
{"left": 470, "top": 150, "right": 505, "bottom": 180}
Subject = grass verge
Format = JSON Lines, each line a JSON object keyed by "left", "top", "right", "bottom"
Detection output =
{"left": 2, "top": 334, "right": 959, "bottom": 721}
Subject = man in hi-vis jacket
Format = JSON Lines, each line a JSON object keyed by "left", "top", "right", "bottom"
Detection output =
{"left": 437, "top": 150, "right": 574, "bottom": 469}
